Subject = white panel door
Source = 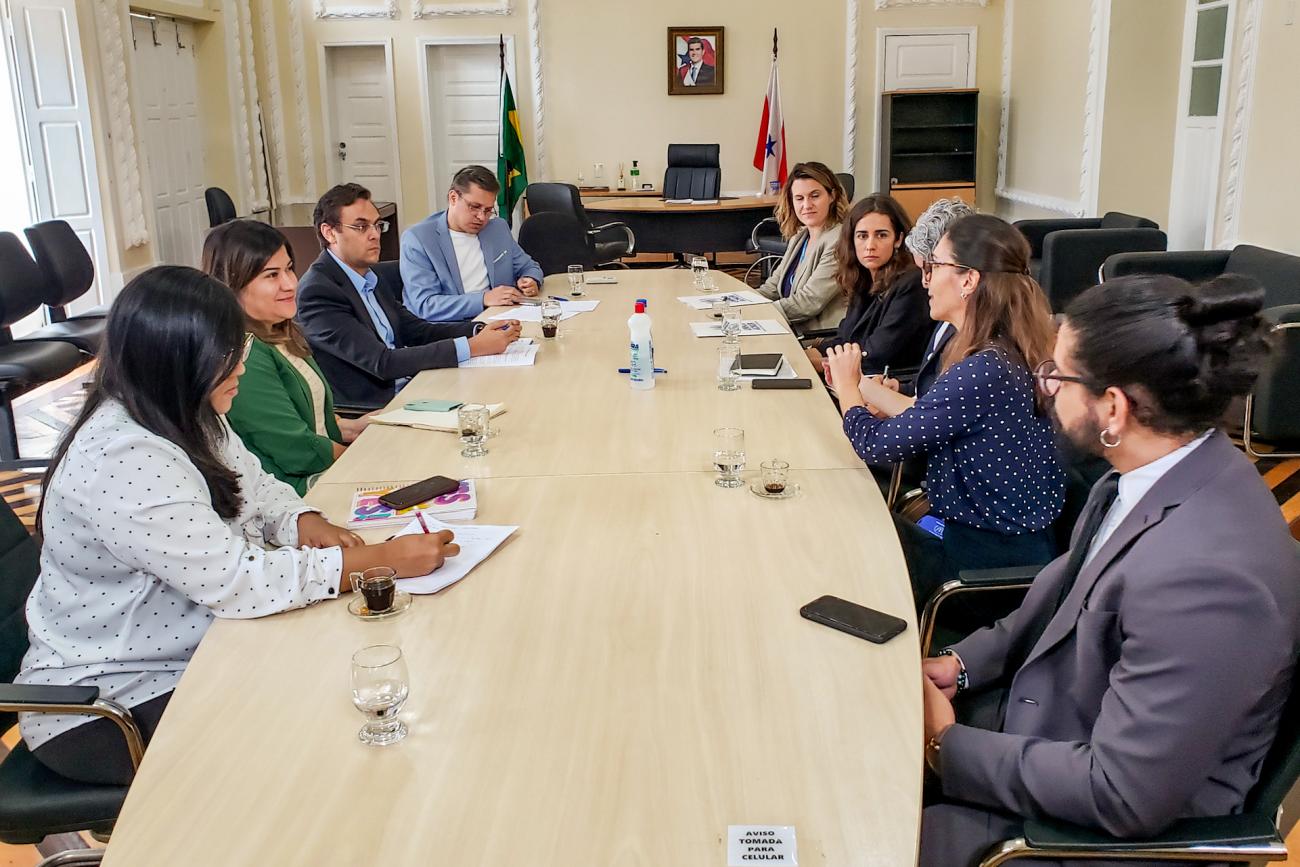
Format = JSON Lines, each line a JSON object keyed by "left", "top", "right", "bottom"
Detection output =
{"left": 326, "top": 45, "right": 397, "bottom": 202}
{"left": 883, "top": 33, "right": 972, "bottom": 91}
{"left": 6, "top": 0, "right": 109, "bottom": 312}
{"left": 425, "top": 43, "right": 499, "bottom": 198}
{"left": 132, "top": 15, "right": 206, "bottom": 266}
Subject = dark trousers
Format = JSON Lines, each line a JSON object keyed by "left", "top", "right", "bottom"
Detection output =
{"left": 893, "top": 514, "right": 1054, "bottom": 612}
{"left": 31, "top": 691, "right": 173, "bottom": 785}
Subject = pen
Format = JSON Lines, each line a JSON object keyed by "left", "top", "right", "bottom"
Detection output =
{"left": 548, "top": 295, "right": 569, "bottom": 302}
{"left": 617, "top": 368, "right": 668, "bottom": 374}
{"left": 415, "top": 512, "right": 431, "bottom": 534}
{"left": 883, "top": 365, "right": 890, "bottom": 379}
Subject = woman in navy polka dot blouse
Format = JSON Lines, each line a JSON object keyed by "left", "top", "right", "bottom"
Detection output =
{"left": 15, "top": 268, "right": 459, "bottom": 785}
{"left": 825, "top": 215, "right": 1065, "bottom": 607}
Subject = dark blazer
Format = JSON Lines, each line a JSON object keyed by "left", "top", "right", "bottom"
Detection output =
{"left": 822, "top": 269, "right": 930, "bottom": 373}
{"left": 921, "top": 432, "right": 1300, "bottom": 865}
{"left": 910, "top": 321, "right": 954, "bottom": 398}
{"left": 680, "top": 62, "right": 715, "bottom": 85}
{"left": 295, "top": 250, "right": 477, "bottom": 409}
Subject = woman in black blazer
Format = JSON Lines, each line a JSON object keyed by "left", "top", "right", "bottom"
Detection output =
{"left": 807, "top": 194, "right": 931, "bottom": 374}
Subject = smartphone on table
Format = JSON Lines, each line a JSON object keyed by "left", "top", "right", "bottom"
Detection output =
{"left": 800, "top": 595, "right": 907, "bottom": 644}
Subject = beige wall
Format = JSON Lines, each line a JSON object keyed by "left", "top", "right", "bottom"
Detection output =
{"left": 1096, "top": 0, "right": 1182, "bottom": 227}
{"left": 1227, "top": 1, "right": 1300, "bottom": 255}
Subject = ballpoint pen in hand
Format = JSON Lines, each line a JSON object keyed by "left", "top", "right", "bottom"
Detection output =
{"left": 415, "top": 512, "right": 431, "bottom": 534}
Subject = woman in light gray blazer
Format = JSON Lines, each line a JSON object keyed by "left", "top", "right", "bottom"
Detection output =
{"left": 755, "top": 162, "right": 850, "bottom": 332}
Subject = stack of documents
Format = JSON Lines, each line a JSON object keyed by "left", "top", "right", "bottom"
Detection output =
{"left": 370, "top": 403, "right": 506, "bottom": 432}
{"left": 689, "top": 319, "right": 790, "bottom": 338}
{"left": 346, "top": 479, "right": 478, "bottom": 529}
{"left": 460, "top": 342, "right": 539, "bottom": 368}
{"left": 677, "top": 289, "right": 772, "bottom": 310}
{"left": 393, "top": 514, "right": 518, "bottom": 594}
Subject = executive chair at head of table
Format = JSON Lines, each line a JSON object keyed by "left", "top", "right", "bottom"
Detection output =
{"left": 662, "top": 144, "right": 720, "bottom": 201}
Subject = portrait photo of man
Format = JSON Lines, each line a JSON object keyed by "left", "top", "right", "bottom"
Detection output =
{"left": 679, "top": 37, "right": 715, "bottom": 86}
{"left": 667, "top": 27, "right": 724, "bottom": 95}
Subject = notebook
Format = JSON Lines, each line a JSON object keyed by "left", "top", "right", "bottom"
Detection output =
{"left": 734, "top": 353, "right": 785, "bottom": 376}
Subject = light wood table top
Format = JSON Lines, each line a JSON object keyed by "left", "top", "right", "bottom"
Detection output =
{"left": 323, "top": 269, "right": 864, "bottom": 484}
{"left": 585, "top": 195, "right": 778, "bottom": 213}
{"left": 103, "top": 472, "right": 920, "bottom": 866}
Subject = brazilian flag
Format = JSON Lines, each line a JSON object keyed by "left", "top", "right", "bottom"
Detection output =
{"left": 497, "top": 70, "right": 528, "bottom": 226}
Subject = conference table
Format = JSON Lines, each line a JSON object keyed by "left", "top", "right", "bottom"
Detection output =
{"left": 101, "top": 269, "right": 922, "bottom": 866}
{"left": 584, "top": 195, "right": 777, "bottom": 255}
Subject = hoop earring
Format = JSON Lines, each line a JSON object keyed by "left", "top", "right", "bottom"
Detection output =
{"left": 1100, "top": 428, "right": 1121, "bottom": 449}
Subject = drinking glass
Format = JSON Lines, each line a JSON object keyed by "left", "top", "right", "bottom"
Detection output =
{"left": 713, "top": 427, "right": 746, "bottom": 488}
{"left": 351, "top": 644, "right": 409, "bottom": 746}
{"left": 720, "top": 306, "right": 742, "bottom": 343}
{"left": 691, "top": 255, "right": 709, "bottom": 289}
{"left": 717, "top": 342, "right": 740, "bottom": 391}
{"left": 566, "top": 265, "right": 585, "bottom": 297}
{"left": 458, "top": 403, "right": 488, "bottom": 457}
{"left": 761, "top": 459, "right": 790, "bottom": 495}
{"left": 540, "top": 299, "right": 562, "bottom": 338}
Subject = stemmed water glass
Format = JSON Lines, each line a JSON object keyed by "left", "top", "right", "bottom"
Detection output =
{"left": 351, "top": 644, "right": 410, "bottom": 746}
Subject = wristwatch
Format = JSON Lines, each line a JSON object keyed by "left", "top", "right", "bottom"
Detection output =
{"left": 936, "top": 648, "right": 969, "bottom": 694}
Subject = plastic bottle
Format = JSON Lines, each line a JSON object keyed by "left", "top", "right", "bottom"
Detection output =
{"left": 629, "top": 160, "right": 641, "bottom": 190}
{"left": 636, "top": 299, "right": 654, "bottom": 369}
{"left": 628, "top": 301, "right": 655, "bottom": 390}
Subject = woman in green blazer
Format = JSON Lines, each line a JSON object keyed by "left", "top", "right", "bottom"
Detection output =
{"left": 202, "top": 221, "right": 371, "bottom": 493}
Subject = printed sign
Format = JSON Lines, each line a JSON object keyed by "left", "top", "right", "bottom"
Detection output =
{"left": 727, "top": 826, "right": 797, "bottom": 865}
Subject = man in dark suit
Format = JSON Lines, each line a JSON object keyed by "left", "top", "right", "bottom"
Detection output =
{"left": 296, "top": 183, "right": 521, "bottom": 409}
{"left": 679, "top": 37, "right": 715, "bottom": 86}
{"left": 919, "top": 275, "right": 1300, "bottom": 865}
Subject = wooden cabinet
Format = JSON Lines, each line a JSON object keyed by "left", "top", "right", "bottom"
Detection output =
{"left": 879, "top": 89, "right": 978, "bottom": 221}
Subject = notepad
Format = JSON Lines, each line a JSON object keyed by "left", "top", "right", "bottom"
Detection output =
{"left": 370, "top": 403, "right": 506, "bottom": 432}
{"left": 392, "top": 514, "right": 517, "bottom": 595}
{"left": 459, "top": 343, "right": 539, "bottom": 367}
{"left": 585, "top": 275, "right": 618, "bottom": 284}
{"left": 689, "top": 319, "right": 790, "bottom": 338}
{"left": 678, "top": 290, "right": 771, "bottom": 310}
{"left": 663, "top": 198, "right": 718, "bottom": 205}
{"left": 735, "top": 353, "right": 785, "bottom": 376}
{"left": 346, "top": 480, "right": 478, "bottom": 528}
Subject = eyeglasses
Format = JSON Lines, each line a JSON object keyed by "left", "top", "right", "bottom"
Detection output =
{"left": 921, "top": 258, "right": 973, "bottom": 280}
{"left": 226, "top": 332, "right": 254, "bottom": 366}
{"left": 1033, "top": 359, "right": 1088, "bottom": 397}
{"left": 338, "top": 220, "right": 390, "bottom": 236}
{"left": 458, "top": 200, "right": 498, "bottom": 218}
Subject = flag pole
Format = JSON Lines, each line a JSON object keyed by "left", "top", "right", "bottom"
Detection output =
{"left": 497, "top": 34, "right": 505, "bottom": 168}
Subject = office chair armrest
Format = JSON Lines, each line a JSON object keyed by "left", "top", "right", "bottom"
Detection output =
{"left": 918, "top": 568, "right": 1037, "bottom": 655}
{"left": 1101, "top": 249, "right": 1230, "bottom": 283}
{"left": 750, "top": 217, "right": 779, "bottom": 250}
{"left": 588, "top": 222, "right": 636, "bottom": 256}
{"left": 1013, "top": 218, "right": 1102, "bottom": 257}
{"left": 799, "top": 327, "right": 839, "bottom": 341}
{"left": 0, "top": 685, "right": 146, "bottom": 771}
{"left": 980, "top": 814, "right": 1286, "bottom": 864}
{"left": 334, "top": 404, "right": 377, "bottom": 419}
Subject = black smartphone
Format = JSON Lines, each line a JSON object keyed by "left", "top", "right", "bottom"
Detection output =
{"left": 378, "top": 475, "right": 461, "bottom": 510}
{"left": 800, "top": 595, "right": 907, "bottom": 644}
{"left": 752, "top": 378, "right": 813, "bottom": 390}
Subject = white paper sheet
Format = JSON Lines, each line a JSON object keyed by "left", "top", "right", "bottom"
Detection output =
{"left": 677, "top": 290, "right": 772, "bottom": 310}
{"left": 689, "top": 319, "right": 790, "bottom": 338}
{"left": 393, "top": 515, "right": 518, "bottom": 594}
{"left": 486, "top": 299, "right": 599, "bottom": 322}
{"left": 458, "top": 343, "right": 539, "bottom": 368}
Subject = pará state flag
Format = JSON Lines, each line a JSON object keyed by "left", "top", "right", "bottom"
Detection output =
{"left": 752, "top": 57, "right": 787, "bottom": 196}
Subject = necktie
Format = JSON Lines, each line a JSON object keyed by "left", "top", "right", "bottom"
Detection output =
{"left": 1008, "top": 471, "right": 1120, "bottom": 672}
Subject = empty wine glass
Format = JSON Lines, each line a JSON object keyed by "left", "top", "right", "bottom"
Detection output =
{"left": 713, "top": 427, "right": 746, "bottom": 488}
{"left": 351, "top": 644, "right": 409, "bottom": 746}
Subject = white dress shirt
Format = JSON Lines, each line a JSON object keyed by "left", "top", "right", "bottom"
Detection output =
{"left": 17, "top": 399, "right": 343, "bottom": 749}
{"left": 1083, "top": 430, "right": 1215, "bottom": 566}
{"left": 450, "top": 229, "right": 491, "bottom": 295}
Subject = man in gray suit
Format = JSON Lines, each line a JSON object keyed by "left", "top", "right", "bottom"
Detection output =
{"left": 919, "top": 274, "right": 1300, "bottom": 866}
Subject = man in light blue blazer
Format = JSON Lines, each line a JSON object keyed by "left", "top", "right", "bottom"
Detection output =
{"left": 400, "top": 165, "right": 544, "bottom": 322}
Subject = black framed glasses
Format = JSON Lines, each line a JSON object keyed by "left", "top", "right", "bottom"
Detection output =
{"left": 1033, "top": 359, "right": 1088, "bottom": 397}
{"left": 921, "top": 257, "right": 972, "bottom": 280}
{"left": 339, "top": 220, "right": 391, "bottom": 236}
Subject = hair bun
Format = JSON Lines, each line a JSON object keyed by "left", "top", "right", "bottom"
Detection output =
{"left": 1179, "top": 274, "right": 1265, "bottom": 328}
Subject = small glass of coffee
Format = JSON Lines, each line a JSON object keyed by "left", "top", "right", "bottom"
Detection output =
{"left": 540, "top": 300, "right": 562, "bottom": 338}
{"left": 458, "top": 404, "right": 488, "bottom": 457}
{"left": 761, "top": 459, "right": 790, "bottom": 495}
{"left": 353, "top": 566, "right": 397, "bottom": 614}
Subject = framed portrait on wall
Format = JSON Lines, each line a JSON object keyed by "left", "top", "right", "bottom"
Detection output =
{"left": 667, "top": 27, "right": 724, "bottom": 95}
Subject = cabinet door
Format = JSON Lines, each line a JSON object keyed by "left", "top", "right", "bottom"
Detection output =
{"left": 883, "top": 33, "right": 972, "bottom": 91}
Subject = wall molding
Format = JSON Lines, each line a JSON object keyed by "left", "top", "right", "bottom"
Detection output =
{"left": 526, "top": 0, "right": 546, "bottom": 178}
{"left": 257, "top": 0, "right": 291, "bottom": 202}
{"left": 92, "top": 0, "right": 149, "bottom": 247}
{"left": 413, "top": 0, "right": 511, "bottom": 16}
{"left": 225, "top": 0, "right": 268, "bottom": 211}
{"left": 313, "top": 0, "right": 398, "bottom": 19}
{"left": 1217, "top": 0, "right": 1261, "bottom": 247}
{"left": 286, "top": 0, "right": 318, "bottom": 198}
{"left": 995, "top": 0, "right": 1108, "bottom": 217}
{"left": 237, "top": 0, "right": 270, "bottom": 209}
{"left": 843, "top": 0, "right": 859, "bottom": 177}
{"left": 875, "top": 0, "right": 986, "bottom": 7}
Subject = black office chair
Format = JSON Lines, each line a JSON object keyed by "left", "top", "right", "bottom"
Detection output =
{"left": 0, "top": 234, "right": 86, "bottom": 470}
{"left": 1244, "top": 304, "right": 1300, "bottom": 459}
{"left": 663, "top": 144, "right": 720, "bottom": 201}
{"left": 205, "top": 187, "right": 237, "bottom": 228}
{"left": 1014, "top": 212, "right": 1166, "bottom": 312}
{"left": 977, "top": 575, "right": 1300, "bottom": 865}
{"left": 836, "top": 173, "right": 856, "bottom": 201}
{"left": 518, "top": 212, "right": 598, "bottom": 276}
{"left": 0, "top": 495, "right": 144, "bottom": 866}
{"left": 746, "top": 171, "right": 856, "bottom": 284}
{"left": 21, "top": 223, "right": 105, "bottom": 355}
{"left": 525, "top": 183, "right": 634, "bottom": 267}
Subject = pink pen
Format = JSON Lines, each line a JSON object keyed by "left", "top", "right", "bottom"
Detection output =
{"left": 415, "top": 512, "right": 431, "bottom": 534}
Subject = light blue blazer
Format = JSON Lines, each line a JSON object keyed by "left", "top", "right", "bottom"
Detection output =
{"left": 399, "top": 211, "right": 544, "bottom": 322}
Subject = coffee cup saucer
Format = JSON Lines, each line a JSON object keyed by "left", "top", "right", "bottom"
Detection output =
{"left": 750, "top": 482, "right": 800, "bottom": 500}
{"left": 347, "top": 589, "right": 413, "bottom": 621}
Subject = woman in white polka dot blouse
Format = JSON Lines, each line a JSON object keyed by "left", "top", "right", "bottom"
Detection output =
{"left": 15, "top": 267, "right": 459, "bottom": 785}
{"left": 826, "top": 215, "right": 1066, "bottom": 609}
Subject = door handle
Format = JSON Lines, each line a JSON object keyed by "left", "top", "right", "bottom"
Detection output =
{"left": 338, "top": 142, "right": 347, "bottom": 161}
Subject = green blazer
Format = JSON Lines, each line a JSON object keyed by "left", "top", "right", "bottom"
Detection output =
{"left": 226, "top": 338, "right": 343, "bottom": 495}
